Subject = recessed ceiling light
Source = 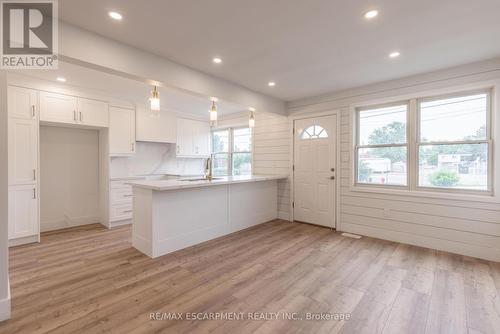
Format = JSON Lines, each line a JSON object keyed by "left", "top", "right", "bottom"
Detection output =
{"left": 364, "top": 10, "right": 379, "bottom": 19}
{"left": 389, "top": 51, "right": 401, "bottom": 58}
{"left": 56, "top": 77, "right": 66, "bottom": 82}
{"left": 108, "top": 11, "right": 123, "bottom": 21}
{"left": 268, "top": 82, "right": 276, "bottom": 87}
{"left": 213, "top": 57, "right": 222, "bottom": 64}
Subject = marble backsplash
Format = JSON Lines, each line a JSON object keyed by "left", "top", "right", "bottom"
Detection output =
{"left": 110, "top": 142, "right": 205, "bottom": 178}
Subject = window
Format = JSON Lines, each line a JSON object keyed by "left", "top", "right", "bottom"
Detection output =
{"left": 355, "top": 89, "right": 492, "bottom": 194}
{"left": 356, "top": 103, "right": 408, "bottom": 186}
{"left": 418, "top": 93, "right": 490, "bottom": 191}
{"left": 302, "top": 125, "right": 328, "bottom": 139}
{"left": 212, "top": 127, "right": 252, "bottom": 176}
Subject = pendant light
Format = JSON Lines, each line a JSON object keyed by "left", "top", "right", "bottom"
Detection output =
{"left": 149, "top": 85, "right": 160, "bottom": 117}
{"left": 248, "top": 108, "right": 255, "bottom": 128}
{"left": 209, "top": 100, "right": 218, "bottom": 126}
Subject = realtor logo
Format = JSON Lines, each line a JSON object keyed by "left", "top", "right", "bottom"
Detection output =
{"left": 1, "top": 0, "right": 58, "bottom": 69}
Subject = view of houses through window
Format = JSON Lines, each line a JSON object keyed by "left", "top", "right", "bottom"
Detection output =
{"left": 356, "top": 91, "right": 490, "bottom": 192}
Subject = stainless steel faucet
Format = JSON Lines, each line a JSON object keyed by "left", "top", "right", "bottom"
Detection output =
{"left": 204, "top": 156, "right": 213, "bottom": 180}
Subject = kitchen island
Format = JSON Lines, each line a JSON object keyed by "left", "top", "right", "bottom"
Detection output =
{"left": 128, "top": 175, "right": 288, "bottom": 258}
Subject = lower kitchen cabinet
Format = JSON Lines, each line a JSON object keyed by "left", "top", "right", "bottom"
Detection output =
{"left": 8, "top": 184, "right": 39, "bottom": 244}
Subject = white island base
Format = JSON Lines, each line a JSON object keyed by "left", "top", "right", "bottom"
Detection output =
{"left": 129, "top": 175, "right": 286, "bottom": 258}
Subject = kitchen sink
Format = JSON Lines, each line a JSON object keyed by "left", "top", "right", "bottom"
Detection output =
{"left": 180, "top": 177, "right": 223, "bottom": 182}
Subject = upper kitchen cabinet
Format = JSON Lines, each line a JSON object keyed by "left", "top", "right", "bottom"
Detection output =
{"left": 176, "top": 117, "right": 210, "bottom": 158}
{"left": 8, "top": 86, "right": 38, "bottom": 120}
{"left": 40, "top": 91, "right": 78, "bottom": 125}
{"left": 136, "top": 107, "right": 176, "bottom": 143}
{"left": 109, "top": 106, "right": 136, "bottom": 156}
{"left": 77, "top": 98, "right": 109, "bottom": 127}
{"left": 40, "top": 91, "right": 109, "bottom": 128}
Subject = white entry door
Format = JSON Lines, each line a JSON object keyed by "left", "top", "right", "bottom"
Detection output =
{"left": 294, "top": 115, "right": 337, "bottom": 228}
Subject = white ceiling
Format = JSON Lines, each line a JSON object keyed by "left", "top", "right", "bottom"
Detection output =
{"left": 24, "top": 61, "right": 246, "bottom": 116}
{"left": 59, "top": 0, "right": 500, "bottom": 101}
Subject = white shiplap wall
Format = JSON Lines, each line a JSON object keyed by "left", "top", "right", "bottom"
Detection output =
{"left": 217, "top": 111, "right": 291, "bottom": 220}
{"left": 288, "top": 58, "right": 500, "bottom": 262}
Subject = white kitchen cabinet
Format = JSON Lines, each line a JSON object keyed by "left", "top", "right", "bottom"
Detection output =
{"left": 8, "top": 185, "right": 38, "bottom": 241}
{"left": 77, "top": 98, "right": 109, "bottom": 127}
{"left": 39, "top": 91, "right": 78, "bottom": 125}
{"left": 8, "top": 86, "right": 37, "bottom": 120}
{"left": 8, "top": 118, "right": 38, "bottom": 185}
{"left": 176, "top": 118, "right": 210, "bottom": 158}
{"left": 40, "top": 91, "right": 109, "bottom": 128}
{"left": 136, "top": 107, "right": 176, "bottom": 143}
{"left": 109, "top": 106, "right": 136, "bottom": 156}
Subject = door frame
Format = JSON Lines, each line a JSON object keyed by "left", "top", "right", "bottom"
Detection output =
{"left": 289, "top": 110, "right": 342, "bottom": 230}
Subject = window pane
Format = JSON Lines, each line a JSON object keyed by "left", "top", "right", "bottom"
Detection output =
{"left": 301, "top": 125, "right": 328, "bottom": 139}
{"left": 359, "top": 104, "right": 407, "bottom": 145}
{"left": 420, "top": 93, "right": 487, "bottom": 142}
{"left": 232, "top": 153, "right": 252, "bottom": 176}
{"left": 233, "top": 128, "right": 252, "bottom": 152}
{"left": 212, "top": 129, "right": 229, "bottom": 153}
{"left": 418, "top": 143, "right": 488, "bottom": 190}
{"left": 357, "top": 147, "right": 407, "bottom": 186}
{"left": 213, "top": 153, "right": 229, "bottom": 176}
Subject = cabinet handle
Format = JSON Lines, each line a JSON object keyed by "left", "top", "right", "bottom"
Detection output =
{"left": 124, "top": 194, "right": 133, "bottom": 197}
{"left": 177, "top": 145, "right": 180, "bottom": 154}
{"left": 131, "top": 143, "right": 135, "bottom": 152}
{"left": 33, "top": 188, "right": 36, "bottom": 199}
{"left": 123, "top": 210, "right": 133, "bottom": 213}
{"left": 73, "top": 110, "right": 77, "bottom": 121}
{"left": 33, "top": 169, "right": 36, "bottom": 181}
{"left": 79, "top": 111, "right": 83, "bottom": 122}
{"left": 31, "top": 105, "right": 35, "bottom": 118}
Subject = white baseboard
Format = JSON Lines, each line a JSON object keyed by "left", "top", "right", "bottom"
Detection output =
{"left": 9, "top": 234, "right": 38, "bottom": 247}
{"left": 0, "top": 281, "right": 11, "bottom": 322}
{"left": 109, "top": 219, "right": 132, "bottom": 229}
{"left": 40, "top": 215, "right": 99, "bottom": 232}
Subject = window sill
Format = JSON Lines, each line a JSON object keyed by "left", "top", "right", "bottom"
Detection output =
{"left": 349, "top": 185, "right": 499, "bottom": 203}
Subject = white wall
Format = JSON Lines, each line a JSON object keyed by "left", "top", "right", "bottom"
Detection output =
{"left": 0, "top": 71, "right": 11, "bottom": 321}
{"left": 40, "top": 126, "right": 100, "bottom": 232}
{"left": 217, "top": 112, "right": 291, "bottom": 220}
{"left": 288, "top": 58, "right": 500, "bottom": 261}
{"left": 110, "top": 142, "right": 205, "bottom": 178}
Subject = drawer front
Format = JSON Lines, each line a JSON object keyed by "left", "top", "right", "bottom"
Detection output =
{"left": 110, "top": 186, "right": 133, "bottom": 204}
{"left": 110, "top": 203, "right": 133, "bottom": 222}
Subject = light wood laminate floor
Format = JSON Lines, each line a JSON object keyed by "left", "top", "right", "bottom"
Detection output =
{"left": 2, "top": 220, "right": 500, "bottom": 333}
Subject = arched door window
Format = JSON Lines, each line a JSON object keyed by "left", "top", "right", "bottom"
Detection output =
{"left": 301, "top": 125, "right": 328, "bottom": 139}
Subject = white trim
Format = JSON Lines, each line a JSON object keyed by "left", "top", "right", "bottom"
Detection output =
{"left": 289, "top": 110, "right": 341, "bottom": 230}
{"left": 349, "top": 80, "right": 499, "bottom": 201}
{"left": 0, "top": 281, "right": 10, "bottom": 322}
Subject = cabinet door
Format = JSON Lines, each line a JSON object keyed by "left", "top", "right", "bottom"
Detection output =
{"left": 194, "top": 120, "right": 210, "bottom": 156}
{"left": 8, "top": 86, "right": 37, "bottom": 120}
{"left": 77, "top": 98, "right": 109, "bottom": 127}
{"left": 8, "top": 185, "right": 38, "bottom": 240}
{"left": 39, "top": 91, "right": 77, "bottom": 124}
{"left": 109, "top": 106, "right": 136, "bottom": 155}
{"left": 8, "top": 118, "right": 38, "bottom": 185}
{"left": 176, "top": 118, "right": 194, "bottom": 156}
{"left": 136, "top": 107, "right": 176, "bottom": 143}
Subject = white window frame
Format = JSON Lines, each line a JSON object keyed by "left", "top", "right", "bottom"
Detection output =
{"left": 353, "top": 88, "right": 494, "bottom": 196}
{"left": 415, "top": 89, "right": 493, "bottom": 195}
{"left": 355, "top": 101, "right": 410, "bottom": 189}
{"left": 211, "top": 127, "right": 253, "bottom": 176}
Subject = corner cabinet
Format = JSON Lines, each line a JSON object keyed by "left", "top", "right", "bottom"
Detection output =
{"left": 109, "top": 106, "right": 136, "bottom": 156}
{"left": 176, "top": 118, "right": 210, "bottom": 158}
{"left": 40, "top": 91, "right": 109, "bottom": 128}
